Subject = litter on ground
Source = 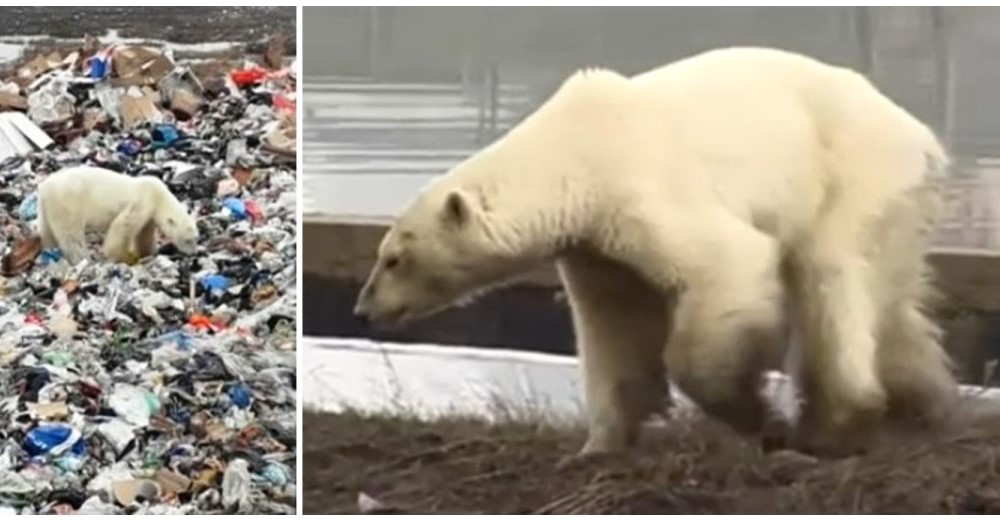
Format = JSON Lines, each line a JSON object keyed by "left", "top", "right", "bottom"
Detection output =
{"left": 0, "top": 26, "right": 297, "bottom": 515}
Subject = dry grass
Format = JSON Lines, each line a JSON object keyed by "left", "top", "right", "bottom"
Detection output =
{"left": 304, "top": 405, "right": 1000, "bottom": 514}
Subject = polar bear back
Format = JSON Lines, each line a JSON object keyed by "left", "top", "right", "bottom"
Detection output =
{"left": 38, "top": 166, "right": 170, "bottom": 232}
{"left": 545, "top": 47, "right": 944, "bottom": 244}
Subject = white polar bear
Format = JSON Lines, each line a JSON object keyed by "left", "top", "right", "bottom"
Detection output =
{"left": 35, "top": 165, "right": 199, "bottom": 265}
{"left": 353, "top": 47, "right": 959, "bottom": 457}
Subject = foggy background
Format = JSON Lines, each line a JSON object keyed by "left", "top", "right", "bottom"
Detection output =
{"left": 303, "top": 6, "right": 1000, "bottom": 250}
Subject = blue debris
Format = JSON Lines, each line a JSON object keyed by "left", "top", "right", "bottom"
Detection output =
{"left": 23, "top": 424, "right": 86, "bottom": 458}
{"left": 227, "top": 382, "right": 253, "bottom": 409}
{"left": 155, "top": 330, "right": 194, "bottom": 350}
{"left": 116, "top": 139, "right": 144, "bottom": 157}
{"left": 39, "top": 248, "right": 63, "bottom": 266}
{"left": 259, "top": 463, "right": 292, "bottom": 487}
{"left": 151, "top": 124, "right": 184, "bottom": 149}
{"left": 18, "top": 194, "right": 37, "bottom": 221}
{"left": 222, "top": 197, "right": 248, "bottom": 220}
{"left": 87, "top": 55, "right": 110, "bottom": 79}
{"left": 199, "top": 274, "right": 232, "bottom": 296}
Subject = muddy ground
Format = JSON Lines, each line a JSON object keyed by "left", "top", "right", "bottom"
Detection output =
{"left": 0, "top": 7, "right": 295, "bottom": 51}
{"left": 305, "top": 408, "right": 1000, "bottom": 514}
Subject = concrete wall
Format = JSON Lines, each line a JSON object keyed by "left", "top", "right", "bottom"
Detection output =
{"left": 304, "top": 217, "right": 1000, "bottom": 386}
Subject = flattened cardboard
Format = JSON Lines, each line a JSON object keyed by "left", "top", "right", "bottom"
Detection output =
{"left": 112, "top": 46, "right": 173, "bottom": 85}
{"left": 120, "top": 87, "right": 163, "bottom": 128}
{"left": 169, "top": 88, "right": 203, "bottom": 120}
{"left": 0, "top": 92, "right": 28, "bottom": 111}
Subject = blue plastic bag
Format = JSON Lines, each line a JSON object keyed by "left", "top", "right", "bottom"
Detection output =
{"left": 199, "top": 274, "right": 232, "bottom": 296}
{"left": 222, "top": 198, "right": 248, "bottom": 220}
{"left": 227, "top": 382, "right": 253, "bottom": 409}
{"left": 23, "top": 424, "right": 86, "bottom": 458}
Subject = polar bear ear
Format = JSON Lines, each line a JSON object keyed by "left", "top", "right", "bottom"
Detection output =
{"left": 442, "top": 190, "right": 471, "bottom": 228}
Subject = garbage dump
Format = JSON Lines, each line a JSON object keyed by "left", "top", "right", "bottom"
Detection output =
{"left": 0, "top": 32, "right": 297, "bottom": 514}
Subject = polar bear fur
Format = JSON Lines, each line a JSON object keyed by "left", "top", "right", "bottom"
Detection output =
{"left": 353, "top": 47, "right": 959, "bottom": 456}
{"left": 36, "top": 165, "right": 198, "bottom": 265}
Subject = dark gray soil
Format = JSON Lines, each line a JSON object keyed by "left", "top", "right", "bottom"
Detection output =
{"left": 0, "top": 7, "right": 294, "bottom": 50}
{"left": 306, "top": 409, "right": 1000, "bottom": 514}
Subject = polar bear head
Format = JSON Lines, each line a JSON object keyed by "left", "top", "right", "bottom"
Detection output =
{"left": 164, "top": 213, "right": 199, "bottom": 254}
{"left": 353, "top": 187, "right": 525, "bottom": 326}
{"left": 157, "top": 199, "right": 199, "bottom": 254}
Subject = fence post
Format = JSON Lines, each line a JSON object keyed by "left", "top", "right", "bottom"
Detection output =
{"left": 367, "top": 7, "right": 382, "bottom": 79}
{"left": 488, "top": 61, "right": 499, "bottom": 139}
{"left": 854, "top": 6, "right": 874, "bottom": 76}
{"left": 931, "top": 7, "right": 955, "bottom": 153}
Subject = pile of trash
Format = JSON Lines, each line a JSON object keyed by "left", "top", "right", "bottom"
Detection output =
{"left": 0, "top": 34, "right": 296, "bottom": 514}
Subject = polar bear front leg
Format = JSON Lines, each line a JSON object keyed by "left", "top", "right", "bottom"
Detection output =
{"left": 664, "top": 275, "right": 784, "bottom": 436}
{"left": 133, "top": 221, "right": 159, "bottom": 259}
{"left": 49, "top": 221, "right": 89, "bottom": 265}
{"left": 557, "top": 250, "right": 673, "bottom": 456}
{"left": 103, "top": 202, "right": 154, "bottom": 263}
{"left": 38, "top": 197, "right": 88, "bottom": 264}
{"left": 606, "top": 209, "right": 785, "bottom": 438}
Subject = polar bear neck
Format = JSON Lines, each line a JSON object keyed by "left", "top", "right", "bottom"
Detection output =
{"left": 437, "top": 70, "right": 635, "bottom": 263}
{"left": 444, "top": 133, "right": 606, "bottom": 262}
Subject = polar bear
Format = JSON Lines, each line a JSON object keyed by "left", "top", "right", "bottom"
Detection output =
{"left": 35, "top": 165, "right": 199, "bottom": 265}
{"left": 353, "top": 47, "right": 959, "bottom": 457}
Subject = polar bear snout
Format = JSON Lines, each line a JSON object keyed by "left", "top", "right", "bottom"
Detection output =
{"left": 353, "top": 279, "right": 411, "bottom": 328}
{"left": 174, "top": 238, "right": 197, "bottom": 254}
{"left": 353, "top": 285, "right": 374, "bottom": 320}
{"left": 353, "top": 296, "right": 408, "bottom": 329}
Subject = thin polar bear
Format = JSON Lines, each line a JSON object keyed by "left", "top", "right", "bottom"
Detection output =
{"left": 353, "top": 46, "right": 959, "bottom": 457}
{"left": 36, "top": 165, "right": 199, "bottom": 265}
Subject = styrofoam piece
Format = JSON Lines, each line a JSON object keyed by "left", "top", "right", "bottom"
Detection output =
{"left": 0, "top": 112, "right": 53, "bottom": 163}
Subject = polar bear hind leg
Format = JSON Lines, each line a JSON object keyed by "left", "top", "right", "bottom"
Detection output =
{"left": 791, "top": 187, "right": 895, "bottom": 455}
{"left": 871, "top": 187, "right": 958, "bottom": 427}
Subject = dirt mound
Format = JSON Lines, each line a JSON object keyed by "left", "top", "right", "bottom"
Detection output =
{"left": 305, "top": 409, "right": 1000, "bottom": 514}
